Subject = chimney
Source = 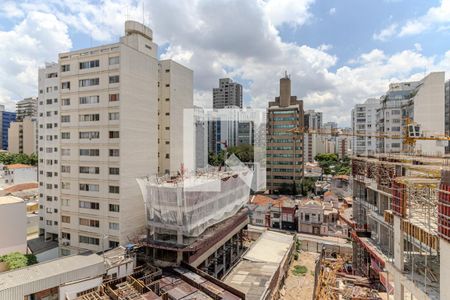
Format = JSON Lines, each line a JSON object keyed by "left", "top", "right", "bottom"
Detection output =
{"left": 279, "top": 71, "right": 291, "bottom": 107}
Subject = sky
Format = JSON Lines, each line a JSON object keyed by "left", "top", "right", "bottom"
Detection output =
{"left": 0, "top": 0, "right": 449, "bottom": 126}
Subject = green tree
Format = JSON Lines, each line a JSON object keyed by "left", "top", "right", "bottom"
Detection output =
{"left": 0, "top": 252, "right": 37, "bottom": 270}
{"left": 0, "top": 152, "right": 38, "bottom": 166}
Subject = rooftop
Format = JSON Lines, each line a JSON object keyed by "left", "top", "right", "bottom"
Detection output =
{"left": 0, "top": 195, "right": 23, "bottom": 205}
{"left": 223, "top": 231, "right": 294, "bottom": 300}
{"left": 1, "top": 182, "right": 38, "bottom": 195}
{"left": 0, "top": 253, "right": 104, "bottom": 292}
{"left": 6, "top": 164, "right": 34, "bottom": 170}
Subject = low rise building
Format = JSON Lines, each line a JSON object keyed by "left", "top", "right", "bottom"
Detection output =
{"left": 297, "top": 198, "right": 338, "bottom": 235}
{"left": 0, "top": 196, "right": 27, "bottom": 255}
{"left": 248, "top": 195, "right": 297, "bottom": 230}
{"left": 0, "top": 164, "right": 37, "bottom": 187}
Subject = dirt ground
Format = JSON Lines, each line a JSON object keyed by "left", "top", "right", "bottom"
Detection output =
{"left": 281, "top": 251, "right": 320, "bottom": 300}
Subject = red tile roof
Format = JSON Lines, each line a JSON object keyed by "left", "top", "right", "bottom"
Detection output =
{"left": 2, "top": 182, "right": 38, "bottom": 194}
{"left": 6, "top": 163, "right": 33, "bottom": 170}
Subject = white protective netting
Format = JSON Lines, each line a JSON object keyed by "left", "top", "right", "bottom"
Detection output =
{"left": 137, "top": 163, "right": 253, "bottom": 238}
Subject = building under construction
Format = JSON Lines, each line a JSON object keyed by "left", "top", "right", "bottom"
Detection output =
{"left": 137, "top": 168, "right": 252, "bottom": 279}
{"left": 350, "top": 153, "right": 450, "bottom": 299}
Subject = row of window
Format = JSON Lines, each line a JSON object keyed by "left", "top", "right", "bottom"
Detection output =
{"left": 273, "top": 117, "right": 298, "bottom": 121}
{"left": 267, "top": 146, "right": 302, "bottom": 150}
{"left": 61, "top": 76, "right": 119, "bottom": 90}
{"left": 273, "top": 124, "right": 296, "bottom": 129}
{"left": 267, "top": 154, "right": 303, "bottom": 158}
{"left": 61, "top": 94, "right": 119, "bottom": 106}
{"left": 79, "top": 201, "right": 120, "bottom": 212}
{"left": 62, "top": 183, "right": 120, "bottom": 194}
{"left": 266, "top": 161, "right": 303, "bottom": 165}
{"left": 61, "top": 112, "right": 119, "bottom": 123}
{"left": 61, "top": 166, "right": 119, "bottom": 175}
{"left": 61, "top": 57, "right": 119, "bottom": 73}
{"left": 61, "top": 148, "right": 119, "bottom": 157}
{"left": 61, "top": 131, "right": 120, "bottom": 140}
{"left": 61, "top": 216, "right": 119, "bottom": 230}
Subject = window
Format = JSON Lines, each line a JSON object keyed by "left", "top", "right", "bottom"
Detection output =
{"left": 80, "top": 183, "right": 99, "bottom": 192}
{"left": 46, "top": 99, "right": 52, "bottom": 105}
{"left": 79, "top": 114, "right": 100, "bottom": 122}
{"left": 109, "top": 241, "right": 119, "bottom": 248}
{"left": 109, "top": 94, "right": 119, "bottom": 102}
{"left": 61, "top": 115, "right": 70, "bottom": 123}
{"left": 109, "top": 112, "right": 119, "bottom": 120}
{"left": 61, "top": 216, "right": 70, "bottom": 223}
{"left": 61, "top": 64, "right": 70, "bottom": 72}
{"left": 109, "top": 131, "right": 119, "bottom": 138}
{"left": 79, "top": 95, "right": 99, "bottom": 104}
{"left": 62, "top": 199, "right": 69, "bottom": 206}
{"left": 109, "top": 56, "right": 120, "bottom": 65}
{"left": 80, "top": 149, "right": 100, "bottom": 156}
{"left": 62, "top": 98, "right": 70, "bottom": 106}
{"left": 109, "top": 75, "right": 120, "bottom": 84}
{"left": 79, "top": 60, "right": 99, "bottom": 69}
{"left": 79, "top": 201, "right": 99, "bottom": 210}
{"left": 62, "top": 81, "right": 70, "bottom": 89}
{"left": 61, "top": 165, "right": 71, "bottom": 173}
{"left": 79, "top": 218, "right": 100, "bottom": 227}
{"left": 62, "top": 149, "right": 71, "bottom": 156}
{"left": 109, "top": 222, "right": 119, "bottom": 230}
{"left": 109, "top": 167, "right": 119, "bottom": 175}
{"left": 79, "top": 131, "right": 100, "bottom": 139}
{"left": 79, "top": 166, "right": 100, "bottom": 174}
{"left": 79, "top": 235, "right": 99, "bottom": 245}
{"left": 61, "top": 182, "right": 70, "bottom": 189}
{"left": 109, "top": 186, "right": 120, "bottom": 194}
{"left": 109, "top": 149, "right": 119, "bottom": 157}
{"left": 79, "top": 78, "right": 99, "bottom": 87}
{"left": 109, "top": 204, "right": 120, "bottom": 212}
{"left": 61, "top": 232, "right": 71, "bottom": 240}
{"left": 61, "top": 132, "right": 70, "bottom": 139}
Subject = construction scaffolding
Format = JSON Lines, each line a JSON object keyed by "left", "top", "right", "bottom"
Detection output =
{"left": 137, "top": 168, "right": 252, "bottom": 244}
{"left": 314, "top": 248, "right": 382, "bottom": 300}
{"left": 350, "top": 154, "right": 444, "bottom": 298}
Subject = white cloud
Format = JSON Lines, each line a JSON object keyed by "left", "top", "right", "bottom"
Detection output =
{"left": 376, "top": 0, "right": 450, "bottom": 39}
{"left": 329, "top": 8, "right": 336, "bottom": 15}
{"left": 0, "top": 0, "right": 449, "bottom": 126}
{"left": 0, "top": 11, "right": 71, "bottom": 109}
{"left": 373, "top": 23, "right": 398, "bottom": 41}
{"left": 264, "top": 0, "right": 315, "bottom": 27}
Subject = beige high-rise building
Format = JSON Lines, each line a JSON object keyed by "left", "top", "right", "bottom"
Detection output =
{"left": 267, "top": 74, "right": 304, "bottom": 193}
{"left": 37, "top": 21, "right": 196, "bottom": 254}
{"left": 8, "top": 116, "right": 37, "bottom": 155}
{"left": 158, "top": 59, "right": 193, "bottom": 175}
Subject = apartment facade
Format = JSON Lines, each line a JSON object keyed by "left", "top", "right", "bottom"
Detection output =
{"left": 267, "top": 74, "right": 304, "bottom": 193}
{"left": 158, "top": 59, "right": 193, "bottom": 175}
{"left": 16, "top": 97, "right": 38, "bottom": 121}
{"left": 351, "top": 98, "right": 379, "bottom": 156}
{"left": 8, "top": 116, "right": 37, "bottom": 155}
{"left": 38, "top": 21, "right": 166, "bottom": 254}
{"left": 376, "top": 73, "right": 445, "bottom": 155}
{"left": 303, "top": 110, "right": 322, "bottom": 162}
{"left": 213, "top": 78, "right": 242, "bottom": 109}
{"left": 37, "top": 62, "right": 60, "bottom": 241}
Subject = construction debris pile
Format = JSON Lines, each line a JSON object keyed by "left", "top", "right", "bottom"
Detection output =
{"left": 314, "top": 250, "right": 382, "bottom": 300}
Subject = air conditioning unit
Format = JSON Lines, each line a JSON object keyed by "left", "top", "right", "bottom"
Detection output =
{"left": 62, "top": 241, "right": 70, "bottom": 246}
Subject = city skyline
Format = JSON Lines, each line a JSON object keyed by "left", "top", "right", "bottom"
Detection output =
{"left": 0, "top": 0, "right": 449, "bottom": 126}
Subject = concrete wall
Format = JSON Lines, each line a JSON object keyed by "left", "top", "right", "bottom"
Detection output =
{"left": 414, "top": 72, "right": 445, "bottom": 155}
{"left": 0, "top": 198, "right": 27, "bottom": 255}
{"left": 59, "top": 276, "right": 103, "bottom": 300}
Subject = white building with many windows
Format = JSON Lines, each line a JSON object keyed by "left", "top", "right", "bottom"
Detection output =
{"left": 38, "top": 21, "right": 193, "bottom": 254}
{"left": 351, "top": 98, "right": 379, "bottom": 156}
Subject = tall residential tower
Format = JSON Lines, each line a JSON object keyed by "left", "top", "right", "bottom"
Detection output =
{"left": 266, "top": 73, "right": 304, "bottom": 193}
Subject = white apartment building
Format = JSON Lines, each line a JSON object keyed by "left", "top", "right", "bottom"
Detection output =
{"left": 158, "top": 59, "right": 193, "bottom": 175}
{"left": 39, "top": 21, "right": 198, "bottom": 254}
{"left": 376, "top": 72, "right": 445, "bottom": 155}
{"left": 304, "top": 110, "right": 322, "bottom": 162}
{"left": 351, "top": 98, "right": 379, "bottom": 156}
{"left": 38, "top": 62, "right": 60, "bottom": 242}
